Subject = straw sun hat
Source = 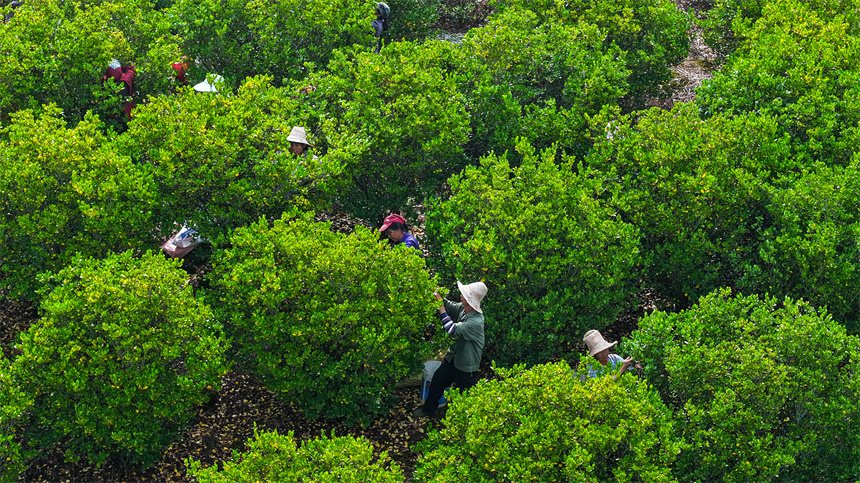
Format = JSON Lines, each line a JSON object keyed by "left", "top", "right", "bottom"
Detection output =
{"left": 457, "top": 281, "right": 488, "bottom": 314}
{"left": 286, "top": 126, "right": 312, "bottom": 147}
{"left": 583, "top": 330, "right": 617, "bottom": 356}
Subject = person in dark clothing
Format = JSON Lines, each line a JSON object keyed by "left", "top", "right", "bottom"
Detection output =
{"left": 371, "top": 2, "right": 390, "bottom": 53}
{"left": 3, "top": 1, "right": 23, "bottom": 23}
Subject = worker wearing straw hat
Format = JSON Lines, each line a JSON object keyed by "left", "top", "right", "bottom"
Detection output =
{"left": 286, "top": 126, "right": 314, "bottom": 158}
{"left": 582, "top": 330, "right": 638, "bottom": 381}
{"left": 413, "top": 281, "right": 487, "bottom": 418}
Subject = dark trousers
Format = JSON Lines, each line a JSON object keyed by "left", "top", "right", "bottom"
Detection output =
{"left": 422, "top": 358, "right": 479, "bottom": 413}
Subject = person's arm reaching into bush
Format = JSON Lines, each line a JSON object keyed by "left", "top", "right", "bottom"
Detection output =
{"left": 435, "top": 292, "right": 473, "bottom": 336}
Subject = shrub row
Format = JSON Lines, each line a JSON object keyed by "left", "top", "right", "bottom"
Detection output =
{"left": 1, "top": 216, "right": 445, "bottom": 473}
{"left": 627, "top": 288, "right": 860, "bottom": 482}
{"left": 187, "top": 428, "right": 405, "bottom": 482}
{"left": 1, "top": 252, "right": 230, "bottom": 471}
{"left": 191, "top": 287, "right": 857, "bottom": 482}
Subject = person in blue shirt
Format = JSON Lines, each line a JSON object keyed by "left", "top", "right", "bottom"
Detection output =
{"left": 583, "top": 330, "right": 638, "bottom": 381}
{"left": 379, "top": 214, "right": 420, "bottom": 250}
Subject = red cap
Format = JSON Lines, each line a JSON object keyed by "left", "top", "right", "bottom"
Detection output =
{"left": 379, "top": 214, "right": 406, "bottom": 231}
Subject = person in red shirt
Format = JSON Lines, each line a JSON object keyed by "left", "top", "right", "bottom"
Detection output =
{"left": 102, "top": 59, "right": 136, "bottom": 121}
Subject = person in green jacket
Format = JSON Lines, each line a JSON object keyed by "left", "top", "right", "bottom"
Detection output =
{"left": 413, "top": 281, "right": 487, "bottom": 418}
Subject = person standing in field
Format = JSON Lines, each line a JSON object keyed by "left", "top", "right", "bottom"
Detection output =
{"left": 413, "top": 281, "right": 487, "bottom": 418}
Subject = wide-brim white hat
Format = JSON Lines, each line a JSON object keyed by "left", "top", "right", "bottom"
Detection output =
{"left": 583, "top": 330, "right": 617, "bottom": 356}
{"left": 193, "top": 74, "right": 223, "bottom": 93}
{"left": 457, "top": 281, "right": 487, "bottom": 314}
{"left": 286, "top": 126, "right": 312, "bottom": 146}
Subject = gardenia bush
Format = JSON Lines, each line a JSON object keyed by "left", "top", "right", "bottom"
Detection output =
{"left": 119, "top": 75, "right": 347, "bottom": 245}
{"left": 0, "top": 355, "right": 31, "bottom": 482}
{"left": 5, "top": 251, "right": 230, "bottom": 469}
{"left": 295, "top": 41, "right": 470, "bottom": 221}
{"left": 626, "top": 288, "right": 860, "bottom": 482}
{"left": 739, "top": 157, "right": 860, "bottom": 333}
{"left": 697, "top": 0, "right": 860, "bottom": 166}
{"left": 210, "top": 209, "right": 441, "bottom": 425}
{"left": 0, "top": 107, "right": 158, "bottom": 301}
{"left": 585, "top": 104, "right": 793, "bottom": 308}
{"left": 414, "top": 361, "right": 681, "bottom": 482}
{"left": 0, "top": 0, "right": 179, "bottom": 131}
{"left": 493, "top": 0, "right": 689, "bottom": 106}
{"left": 187, "top": 428, "right": 404, "bottom": 482}
{"left": 426, "top": 139, "right": 640, "bottom": 366}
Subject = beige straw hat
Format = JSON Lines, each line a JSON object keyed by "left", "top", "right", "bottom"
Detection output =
{"left": 286, "top": 126, "right": 312, "bottom": 147}
{"left": 583, "top": 330, "right": 617, "bottom": 356}
{"left": 457, "top": 281, "right": 488, "bottom": 314}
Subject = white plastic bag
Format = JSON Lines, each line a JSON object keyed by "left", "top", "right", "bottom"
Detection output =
{"left": 160, "top": 225, "right": 206, "bottom": 258}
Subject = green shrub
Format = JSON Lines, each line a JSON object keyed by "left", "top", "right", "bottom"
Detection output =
{"left": 426, "top": 139, "right": 640, "bottom": 366}
{"left": 739, "top": 158, "right": 860, "bottom": 333}
{"left": 0, "top": 0, "right": 180, "bottom": 130}
{"left": 187, "top": 428, "right": 404, "bottom": 482}
{"left": 166, "top": 0, "right": 375, "bottom": 87}
{"left": 626, "top": 288, "right": 860, "bottom": 482}
{"left": 0, "top": 356, "right": 32, "bottom": 482}
{"left": 0, "top": 107, "right": 158, "bottom": 300}
{"left": 119, "top": 76, "right": 348, "bottom": 245}
{"left": 697, "top": 0, "right": 860, "bottom": 166}
{"left": 210, "top": 210, "right": 441, "bottom": 425}
{"left": 456, "top": 10, "right": 629, "bottom": 157}
{"left": 491, "top": 0, "right": 689, "bottom": 107}
{"left": 584, "top": 104, "right": 794, "bottom": 308}
{"left": 414, "top": 361, "right": 680, "bottom": 482}
{"left": 295, "top": 41, "right": 469, "bottom": 221}
{"left": 10, "top": 251, "right": 230, "bottom": 467}
{"left": 698, "top": 0, "right": 860, "bottom": 59}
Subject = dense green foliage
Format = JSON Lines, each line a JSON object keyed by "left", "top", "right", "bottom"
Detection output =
{"left": 697, "top": 0, "right": 860, "bottom": 58}
{"left": 697, "top": 0, "right": 860, "bottom": 166}
{"left": 386, "top": 0, "right": 441, "bottom": 41}
{"left": 0, "top": 355, "right": 31, "bottom": 482}
{"left": 456, "top": 10, "right": 629, "bottom": 157}
{"left": 739, "top": 158, "right": 860, "bottom": 332}
{"left": 426, "top": 140, "right": 640, "bottom": 366}
{"left": 295, "top": 41, "right": 470, "bottom": 220}
{"left": 0, "top": 0, "right": 179, "bottom": 130}
{"left": 414, "top": 361, "right": 681, "bottom": 482}
{"left": 187, "top": 428, "right": 404, "bottom": 482}
{"left": 585, "top": 104, "right": 793, "bottom": 308}
{"left": 120, "top": 75, "right": 347, "bottom": 244}
{"left": 7, "top": 251, "right": 229, "bottom": 467}
{"left": 0, "top": 107, "right": 158, "bottom": 300}
{"left": 493, "top": 0, "right": 689, "bottom": 106}
{"left": 211, "top": 210, "right": 441, "bottom": 424}
{"left": 627, "top": 288, "right": 860, "bottom": 482}
{"left": 3, "top": 0, "right": 860, "bottom": 477}
{"left": 165, "top": 0, "right": 376, "bottom": 87}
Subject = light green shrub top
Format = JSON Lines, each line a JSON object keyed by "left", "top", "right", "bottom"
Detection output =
{"left": 627, "top": 288, "right": 860, "bottom": 482}
{"left": 187, "top": 428, "right": 404, "bottom": 482}
{"left": 414, "top": 361, "right": 680, "bottom": 482}
{"left": 9, "top": 251, "right": 230, "bottom": 468}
